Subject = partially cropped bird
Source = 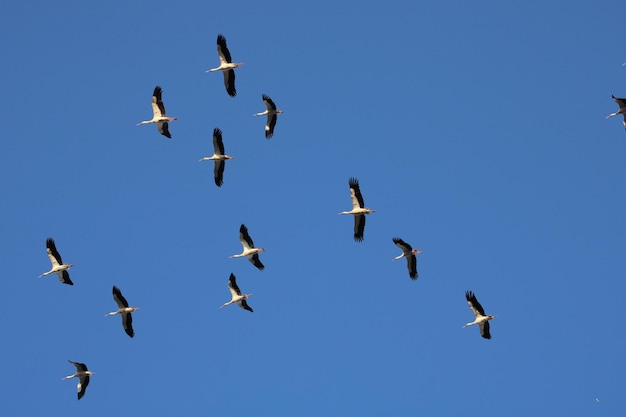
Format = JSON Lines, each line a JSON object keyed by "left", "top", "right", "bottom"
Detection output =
{"left": 607, "top": 95, "right": 626, "bottom": 129}
{"left": 39, "top": 238, "right": 74, "bottom": 285}
{"left": 62, "top": 361, "right": 94, "bottom": 400}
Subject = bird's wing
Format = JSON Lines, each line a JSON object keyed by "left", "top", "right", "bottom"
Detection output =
{"left": 69, "top": 361, "right": 88, "bottom": 373}
{"left": 353, "top": 214, "right": 366, "bottom": 242}
{"left": 157, "top": 122, "right": 172, "bottom": 138}
{"left": 465, "top": 291, "right": 486, "bottom": 317}
{"left": 57, "top": 270, "right": 73, "bottom": 285}
{"left": 239, "top": 224, "right": 254, "bottom": 250}
{"left": 238, "top": 299, "right": 254, "bottom": 312}
{"left": 262, "top": 94, "right": 277, "bottom": 111}
{"left": 407, "top": 254, "right": 418, "bottom": 280}
{"left": 392, "top": 237, "right": 412, "bottom": 253}
{"left": 46, "top": 238, "right": 63, "bottom": 265}
{"left": 223, "top": 70, "right": 236, "bottom": 97}
{"left": 212, "top": 128, "right": 225, "bottom": 155}
{"left": 479, "top": 321, "right": 491, "bottom": 339}
{"left": 349, "top": 177, "right": 365, "bottom": 209}
{"left": 228, "top": 273, "right": 242, "bottom": 297}
{"left": 77, "top": 375, "right": 90, "bottom": 400}
{"left": 121, "top": 312, "right": 134, "bottom": 338}
{"left": 612, "top": 95, "right": 626, "bottom": 108}
{"left": 214, "top": 160, "right": 225, "bottom": 187}
{"left": 265, "top": 114, "right": 277, "bottom": 139}
{"left": 249, "top": 253, "right": 264, "bottom": 270}
{"left": 217, "top": 34, "right": 232, "bottom": 64}
{"left": 152, "top": 86, "right": 166, "bottom": 117}
{"left": 112, "top": 286, "right": 130, "bottom": 309}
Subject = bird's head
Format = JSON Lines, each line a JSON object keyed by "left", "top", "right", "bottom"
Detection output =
{"left": 487, "top": 315, "right": 496, "bottom": 320}
{"left": 244, "top": 293, "right": 253, "bottom": 299}
{"left": 68, "top": 263, "right": 75, "bottom": 268}
{"left": 413, "top": 249, "right": 422, "bottom": 255}
{"left": 257, "top": 248, "right": 266, "bottom": 253}
{"left": 365, "top": 208, "right": 376, "bottom": 214}
{"left": 130, "top": 307, "right": 140, "bottom": 312}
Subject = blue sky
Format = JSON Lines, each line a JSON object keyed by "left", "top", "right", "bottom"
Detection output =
{"left": 1, "top": 1, "right": 625, "bottom": 415}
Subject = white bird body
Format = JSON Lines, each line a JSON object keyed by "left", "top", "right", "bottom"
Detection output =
{"left": 62, "top": 361, "right": 94, "bottom": 400}
{"left": 199, "top": 128, "right": 234, "bottom": 187}
{"left": 39, "top": 238, "right": 74, "bottom": 285}
{"left": 220, "top": 273, "right": 253, "bottom": 312}
{"left": 392, "top": 237, "right": 421, "bottom": 280}
{"left": 137, "top": 86, "right": 177, "bottom": 138}
{"left": 339, "top": 177, "right": 375, "bottom": 241}
{"left": 230, "top": 224, "right": 265, "bottom": 270}
{"left": 463, "top": 291, "right": 496, "bottom": 339}
{"left": 105, "top": 286, "right": 139, "bottom": 338}
{"left": 254, "top": 94, "right": 283, "bottom": 138}
{"left": 206, "top": 34, "right": 243, "bottom": 97}
{"left": 607, "top": 95, "right": 626, "bottom": 129}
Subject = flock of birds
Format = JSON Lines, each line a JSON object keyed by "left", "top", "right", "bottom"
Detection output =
{"left": 38, "top": 34, "right": 498, "bottom": 401}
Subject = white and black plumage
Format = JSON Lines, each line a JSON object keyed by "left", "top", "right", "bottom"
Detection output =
{"left": 220, "top": 273, "right": 253, "bottom": 312}
{"left": 607, "top": 95, "right": 626, "bottom": 129}
{"left": 206, "top": 34, "right": 243, "bottom": 97}
{"left": 199, "top": 128, "right": 234, "bottom": 187}
{"left": 338, "top": 177, "right": 376, "bottom": 242}
{"left": 463, "top": 291, "right": 496, "bottom": 339}
{"left": 253, "top": 94, "right": 283, "bottom": 138}
{"left": 105, "top": 286, "right": 139, "bottom": 338}
{"left": 229, "top": 224, "right": 265, "bottom": 270}
{"left": 62, "top": 361, "right": 94, "bottom": 400}
{"left": 137, "top": 86, "right": 178, "bottom": 138}
{"left": 39, "top": 238, "right": 74, "bottom": 285}
{"left": 392, "top": 238, "right": 421, "bottom": 280}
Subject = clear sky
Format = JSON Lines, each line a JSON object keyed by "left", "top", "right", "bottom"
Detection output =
{"left": 1, "top": 1, "right": 625, "bottom": 416}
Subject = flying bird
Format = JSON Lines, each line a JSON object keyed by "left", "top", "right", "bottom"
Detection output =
{"left": 39, "top": 238, "right": 74, "bottom": 285}
{"left": 105, "top": 286, "right": 139, "bottom": 338}
{"left": 339, "top": 177, "right": 376, "bottom": 242}
{"left": 607, "top": 95, "right": 626, "bottom": 129}
{"left": 392, "top": 237, "right": 422, "bottom": 280}
{"left": 229, "top": 224, "right": 265, "bottom": 270}
{"left": 254, "top": 94, "right": 283, "bottom": 138}
{"left": 206, "top": 34, "right": 243, "bottom": 97}
{"left": 199, "top": 128, "right": 234, "bottom": 187}
{"left": 137, "top": 86, "right": 178, "bottom": 138}
{"left": 463, "top": 291, "right": 496, "bottom": 339}
{"left": 62, "top": 361, "right": 94, "bottom": 400}
{"left": 220, "top": 273, "right": 253, "bottom": 312}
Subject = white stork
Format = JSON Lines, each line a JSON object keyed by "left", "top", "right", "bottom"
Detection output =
{"left": 392, "top": 237, "right": 421, "bottom": 280}
{"left": 253, "top": 94, "right": 283, "bottom": 139}
{"left": 39, "top": 238, "right": 74, "bottom": 285}
{"left": 463, "top": 291, "right": 496, "bottom": 339}
{"left": 229, "top": 224, "right": 265, "bottom": 270}
{"left": 62, "top": 360, "right": 94, "bottom": 400}
{"left": 137, "top": 86, "right": 178, "bottom": 138}
{"left": 206, "top": 34, "right": 243, "bottom": 97}
{"left": 199, "top": 128, "right": 234, "bottom": 187}
{"left": 105, "top": 286, "right": 139, "bottom": 338}
{"left": 220, "top": 273, "right": 253, "bottom": 312}
{"left": 339, "top": 177, "right": 376, "bottom": 242}
{"left": 607, "top": 95, "right": 626, "bottom": 129}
